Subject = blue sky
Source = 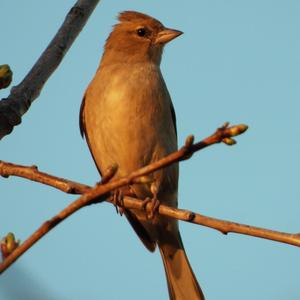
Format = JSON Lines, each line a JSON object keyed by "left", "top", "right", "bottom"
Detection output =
{"left": 1, "top": 1, "right": 300, "bottom": 299}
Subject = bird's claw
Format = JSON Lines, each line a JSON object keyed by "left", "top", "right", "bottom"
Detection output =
{"left": 141, "top": 197, "right": 151, "bottom": 210}
{"left": 142, "top": 197, "right": 160, "bottom": 220}
{"left": 112, "top": 189, "right": 124, "bottom": 216}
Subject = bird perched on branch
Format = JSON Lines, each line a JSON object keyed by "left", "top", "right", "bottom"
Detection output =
{"left": 80, "top": 11, "right": 204, "bottom": 300}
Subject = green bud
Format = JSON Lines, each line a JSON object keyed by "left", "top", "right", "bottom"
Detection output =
{"left": 228, "top": 124, "right": 249, "bottom": 137}
{"left": 185, "top": 135, "right": 194, "bottom": 147}
{"left": 0, "top": 64, "right": 13, "bottom": 89}
{"left": 1, "top": 232, "right": 20, "bottom": 259}
{"left": 222, "top": 137, "right": 236, "bottom": 146}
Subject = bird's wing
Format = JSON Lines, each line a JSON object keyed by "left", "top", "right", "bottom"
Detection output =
{"left": 169, "top": 101, "right": 177, "bottom": 137}
{"left": 124, "top": 210, "right": 156, "bottom": 252}
{"left": 79, "top": 94, "right": 102, "bottom": 176}
{"left": 80, "top": 94, "right": 157, "bottom": 252}
{"left": 79, "top": 94, "right": 86, "bottom": 138}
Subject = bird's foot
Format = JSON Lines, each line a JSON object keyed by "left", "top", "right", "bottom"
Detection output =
{"left": 141, "top": 197, "right": 160, "bottom": 220}
{"left": 112, "top": 189, "right": 124, "bottom": 216}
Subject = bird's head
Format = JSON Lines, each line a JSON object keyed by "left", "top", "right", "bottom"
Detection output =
{"left": 101, "top": 11, "right": 183, "bottom": 66}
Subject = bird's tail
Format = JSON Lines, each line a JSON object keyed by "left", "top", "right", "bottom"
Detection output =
{"left": 158, "top": 231, "right": 204, "bottom": 300}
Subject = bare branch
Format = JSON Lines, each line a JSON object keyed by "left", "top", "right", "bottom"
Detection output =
{"left": 0, "top": 0, "right": 100, "bottom": 139}
{"left": 1, "top": 123, "right": 246, "bottom": 193}
{"left": 0, "top": 161, "right": 90, "bottom": 194}
{"left": 2, "top": 155, "right": 300, "bottom": 251}
{"left": 123, "top": 196, "right": 300, "bottom": 247}
{"left": 1, "top": 123, "right": 294, "bottom": 271}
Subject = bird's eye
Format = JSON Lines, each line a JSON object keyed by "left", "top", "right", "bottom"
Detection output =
{"left": 136, "top": 27, "right": 146, "bottom": 37}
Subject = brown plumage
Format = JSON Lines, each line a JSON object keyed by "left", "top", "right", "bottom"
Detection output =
{"left": 80, "top": 11, "right": 204, "bottom": 300}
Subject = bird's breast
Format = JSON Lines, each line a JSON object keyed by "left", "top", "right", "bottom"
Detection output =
{"left": 84, "top": 63, "right": 178, "bottom": 199}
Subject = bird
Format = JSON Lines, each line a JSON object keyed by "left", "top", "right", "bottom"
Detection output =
{"left": 80, "top": 11, "right": 204, "bottom": 300}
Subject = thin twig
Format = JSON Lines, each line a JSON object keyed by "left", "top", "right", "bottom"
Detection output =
{"left": 0, "top": 0, "right": 100, "bottom": 139}
{"left": 122, "top": 196, "right": 300, "bottom": 247}
{"left": 0, "top": 123, "right": 246, "bottom": 192}
{"left": 0, "top": 161, "right": 90, "bottom": 194}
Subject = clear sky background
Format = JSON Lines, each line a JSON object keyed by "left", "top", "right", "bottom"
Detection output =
{"left": 1, "top": 1, "right": 300, "bottom": 299}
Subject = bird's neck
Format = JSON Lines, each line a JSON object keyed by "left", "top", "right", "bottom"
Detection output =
{"left": 99, "top": 47, "right": 162, "bottom": 68}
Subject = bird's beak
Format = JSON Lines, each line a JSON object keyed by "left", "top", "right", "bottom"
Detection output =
{"left": 155, "top": 28, "right": 183, "bottom": 45}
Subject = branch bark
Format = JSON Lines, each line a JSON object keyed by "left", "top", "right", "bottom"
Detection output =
{"left": 0, "top": 161, "right": 90, "bottom": 194}
{"left": 2, "top": 123, "right": 299, "bottom": 274}
{"left": 0, "top": 0, "right": 100, "bottom": 139}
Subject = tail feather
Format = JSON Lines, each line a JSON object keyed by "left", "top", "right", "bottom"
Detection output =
{"left": 158, "top": 232, "right": 204, "bottom": 300}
